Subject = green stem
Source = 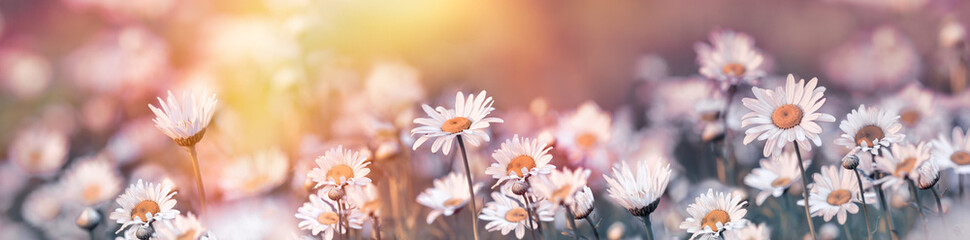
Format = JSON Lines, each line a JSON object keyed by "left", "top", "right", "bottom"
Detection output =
{"left": 793, "top": 142, "right": 817, "bottom": 240}
{"left": 584, "top": 216, "right": 600, "bottom": 240}
{"left": 874, "top": 181, "right": 896, "bottom": 240}
{"left": 853, "top": 169, "right": 872, "bottom": 240}
{"left": 455, "top": 136, "right": 480, "bottom": 240}
{"left": 524, "top": 195, "right": 539, "bottom": 240}
{"left": 564, "top": 204, "right": 579, "bottom": 240}
{"left": 641, "top": 215, "right": 654, "bottom": 240}
{"left": 843, "top": 223, "right": 853, "bottom": 240}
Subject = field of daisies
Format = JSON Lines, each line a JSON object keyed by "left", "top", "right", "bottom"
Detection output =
{"left": 3, "top": 0, "right": 970, "bottom": 240}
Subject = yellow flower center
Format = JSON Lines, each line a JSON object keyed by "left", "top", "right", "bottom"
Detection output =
{"left": 854, "top": 125, "right": 885, "bottom": 148}
{"left": 826, "top": 189, "right": 852, "bottom": 206}
{"left": 176, "top": 230, "right": 198, "bottom": 240}
{"left": 701, "top": 209, "right": 731, "bottom": 231}
{"left": 504, "top": 207, "right": 528, "bottom": 222}
{"left": 326, "top": 164, "right": 354, "bottom": 185}
{"left": 131, "top": 200, "right": 161, "bottom": 221}
{"left": 899, "top": 109, "right": 920, "bottom": 127}
{"left": 507, "top": 155, "right": 537, "bottom": 178}
{"left": 443, "top": 198, "right": 464, "bottom": 208}
{"left": 575, "top": 133, "right": 597, "bottom": 149}
{"left": 82, "top": 185, "right": 101, "bottom": 204}
{"left": 363, "top": 200, "right": 381, "bottom": 213}
{"left": 441, "top": 117, "right": 472, "bottom": 134}
{"left": 951, "top": 151, "right": 970, "bottom": 166}
{"left": 895, "top": 157, "right": 917, "bottom": 176}
{"left": 317, "top": 212, "right": 339, "bottom": 225}
{"left": 551, "top": 184, "right": 574, "bottom": 203}
{"left": 771, "top": 104, "right": 803, "bottom": 129}
{"left": 721, "top": 63, "right": 747, "bottom": 77}
{"left": 771, "top": 177, "right": 791, "bottom": 188}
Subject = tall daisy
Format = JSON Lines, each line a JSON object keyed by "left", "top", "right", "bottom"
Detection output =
{"left": 61, "top": 156, "right": 122, "bottom": 206}
{"left": 740, "top": 74, "right": 836, "bottom": 157}
{"left": 695, "top": 29, "right": 767, "bottom": 89}
{"left": 109, "top": 179, "right": 180, "bottom": 233}
{"left": 679, "top": 189, "right": 749, "bottom": 240}
{"left": 603, "top": 160, "right": 672, "bottom": 217}
{"left": 296, "top": 190, "right": 364, "bottom": 240}
{"left": 410, "top": 90, "right": 503, "bottom": 155}
{"left": 149, "top": 89, "right": 217, "bottom": 215}
{"left": 874, "top": 142, "right": 931, "bottom": 191}
{"left": 554, "top": 101, "right": 612, "bottom": 165}
{"left": 416, "top": 172, "right": 482, "bottom": 224}
{"left": 931, "top": 127, "right": 970, "bottom": 174}
{"left": 798, "top": 166, "right": 866, "bottom": 225}
{"left": 307, "top": 146, "right": 372, "bottom": 191}
{"left": 485, "top": 135, "right": 556, "bottom": 188}
{"left": 834, "top": 105, "right": 905, "bottom": 156}
{"left": 743, "top": 151, "right": 805, "bottom": 206}
{"left": 479, "top": 191, "right": 554, "bottom": 239}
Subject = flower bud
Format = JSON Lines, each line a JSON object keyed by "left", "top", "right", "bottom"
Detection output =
{"left": 75, "top": 207, "right": 101, "bottom": 230}
{"left": 842, "top": 154, "right": 859, "bottom": 170}
{"left": 510, "top": 181, "right": 530, "bottom": 196}
{"left": 135, "top": 225, "right": 154, "bottom": 240}
{"left": 328, "top": 188, "right": 345, "bottom": 201}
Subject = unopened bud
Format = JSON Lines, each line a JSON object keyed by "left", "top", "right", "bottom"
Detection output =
{"left": 328, "top": 188, "right": 345, "bottom": 201}
{"left": 842, "top": 154, "right": 859, "bottom": 170}
{"left": 510, "top": 181, "right": 530, "bottom": 196}
{"left": 135, "top": 225, "right": 154, "bottom": 240}
{"left": 75, "top": 207, "right": 101, "bottom": 230}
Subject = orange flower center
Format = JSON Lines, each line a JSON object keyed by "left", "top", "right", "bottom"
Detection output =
{"left": 721, "top": 63, "right": 747, "bottom": 77}
{"left": 826, "top": 189, "right": 852, "bottom": 205}
{"left": 504, "top": 207, "right": 528, "bottom": 222}
{"left": 701, "top": 209, "right": 731, "bottom": 231}
{"left": 701, "top": 112, "right": 720, "bottom": 122}
{"left": 507, "top": 155, "right": 537, "bottom": 178}
{"left": 854, "top": 125, "right": 885, "bottom": 148}
{"left": 317, "top": 212, "right": 339, "bottom": 225}
{"left": 771, "top": 104, "right": 803, "bottom": 129}
{"left": 576, "top": 133, "right": 597, "bottom": 149}
{"left": 131, "top": 200, "right": 161, "bottom": 221}
{"left": 895, "top": 157, "right": 917, "bottom": 176}
{"left": 326, "top": 164, "right": 354, "bottom": 185}
{"left": 771, "top": 177, "right": 792, "bottom": 188}
{"left": 899, "top": 109, "right": 920, "bottom": 127}
{"left": 951, "top": 151, "right": 970, "bottom": 166}
{"left": 82, "top": 185, "right": 101, "bottom": 203}
{"left": 441, "top": 117, "right": 472, "bottom": 133}
{"left": 443, "top": 198, "right": 464, "bottom": 208}
{"left": 176, "top": 230, "right": 198, "bottom": 240}
{"left": 551, "top": 184, "right": 574, "bottom": 203}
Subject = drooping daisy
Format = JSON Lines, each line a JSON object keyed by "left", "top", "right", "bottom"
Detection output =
{"left": 724, "top": 222, "right": 770, "bottom": 240}
{"left": 416, "top": 172, "right": 482, "bottom": 224}
{"left": 570, "top": 186, "right": 595, "bottom": 219}
{"left": 741, "top": 74, "right": 836, "bottom": 157}
{"left": 915, "top": 157, "right": 941, "bottom": 190}
{"left": 603, "top": 160, "right": 672, "bottom": 216}
{"left": 485, "top": 135, "right": 556, "bottom": 188}
{"left": 109, "top": 179, "right": 180, "bottom": 233}
{"left": 555, "top": 101, "right": 612, "bottom": 165}
{"left": 479, "top": 191, "right": 545, "bottom": 239}
{"left": 148, "top": 90, "right": 218, "bottom": 147}
{"left": 834, "top": 105, "right": 905, "bottom": 155}
{"left": 695, "top": 29, "right": 767, "bottom": 89}
{"left": 679, "top": 189, "right": 749, "bottom": 240}
{"left": 410, "top": 90, "right": 503, "bottom": 155}
{"left": 931, "top": 127, "right": 970, "bottom": 174}
{"left": 219, "top": 147, "right": 290, "bottom": 200}
{"left": 798, "top": 166, "right": 864, "bottom": 224}
{"left": 61, "top": 155, "right": 122, "bottom": 206}
{"left": 295, "top": 190, "right": 364, "bottom": 240}
{"left": 874, "top": 142, "right": 931, "bottom": 191}
{"left": 307, "top": 146, "right": 372, "bottom": 190}
{"left": 743, "top": 151, "right": 806, "bottom": 206}
{"left": 531, "top": 167, "right": 590, "bottom": 207}
{"left": 7, "top": 126, "right": 68, "bottom": 176}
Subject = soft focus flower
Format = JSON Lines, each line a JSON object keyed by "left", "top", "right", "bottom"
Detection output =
{"left": 740, "top": 74, "right": 836, "bottom": 157}
{"left": 834, "top": 105, "right": 905, "bottom": 156}
{"left": 296, "top": 190, "right": 363, "bottom": 239}
{"left": 940, "top": 17, "right": 966, "bottom": 48}
{"left": 679, "top": 189, "right": 749, "bottom": 240}
{"left": 7, "top": 126, "right": 69, "bottom": 176}
{"left": 879, "top": 84, "right": 949, "bottom": 141}
{"left": 555, "top": 101, "right": 612, "bottom": 165}
{"left": 874, "top": 142, "right": 931, "bottom": 191}
{"left": 148, "top": 90, "right": 218, "bottom": 147}
{"left": 347, "top": 183, "right": 381, "bottom": 218}
{"left": 0, "top": 48, "right": 52, "bottom": 99}
{"left": 411, "top": 90, "right": 503, "bottom": 155}
{"left": 724, "top": 222, "right": 770, "bottom": 240}
{"left": 485, "top": 135, "right": 555, "bottom": 188}
{"left": 156, "top": 213, "right": 215, "bottom": 240}
{"left": 364, "top": 61, "right": 425, "bottom": 120}
{"left": 931, "top": 127, "right": 970, "bottom": 174}
{"left": 743, "top": 150, "right": 805, "bottom": 206}
{"left": 61, "top": 155, "right": 123, "bottom": 206}
{"left": 823, "top": 26, "right": 920, "bottom": 92}
{"left": 307, "top": 146, "right": 372, "bottom": 190}
{"left": 695, "top": 29, "right": 766, "bottom": 89}
{"left": 603, "top": 160, "right": 672, "bottom": 216}
{"left": 479, "top": 191, "right": 553, "bottom": 239}
{"left": 416, "top": 172, "right": 482, "bottom": 224}
{"left": 21, "top": 182, "right": 86, "bottom": 239}
{"left": 109, "top": 179, "right": 180, "bottom": 233}
{"left": 531, "top": 167, "right": 590, "bottom": 207}
{"left": 798, "top": 166, "right": 865, "bottom": 224}
{"left": 219, "top": 147, "right": 290, "bottom": 200}
{"left": 915, "top": 157, "right": 941, "bottom": 190}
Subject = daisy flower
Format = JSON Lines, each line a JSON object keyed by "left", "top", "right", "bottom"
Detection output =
{"left": 740, "top": 74, "right": 836, "bottom": 157}
{"left": 219, "top": 147, "right": 290, "bottom": 200}
{"left": 148, "top": 90, "right": 218, "bottom": 147}
{"left": 416, "top": 172, "right": 482, "bottom": 224}
{"left": 61, "top": 156, "right": 122, "bottom": 206}
{"left": 307, "top": 146, "right": 372, "bottom": 190}
{"left": 109, "top": 179, "right": 180, "bottom": 233}
{"left": 555, "top": 101, "right": 612, "bottom": 165}
{"left": 410, "top": 90, "right": 503, "bottom": 155}
{"left": 156, "top": 213, "right": 216, "bottom": 240}
{"left": 743, "top": 151, "right": 806, "bottom": 206}
{"left": 915, "top": 157, "right": 941, "bottom": 190}
{"left": 531, "top": 167, "right": 591, "bottom": 207}
{"left": 485, "top": 135, "right": 555, "bottom": 188}
{"left": 724, "top": 222, "right": 770, "bottom": 240}
{"left": 21, "top": 183, "right": 78, "bottom": 238}
{"left": 7, "top": 126, "right": 68, "bottom": 176}
{"left": 479, "top": 191, "right": 551, "bottom": 239}
{"left": 798, "top": 166, "right": 864, "bottom": 224}
{"left": 679, "top": 189, "right": 749, "bottom": 240}
{"left": 570, "top": 186, "right": 595, "bottom": 219}
{"left": 295, "top": 190, "right": 364, "bottom": 240}
{"left": 879, "top": 84, "right": 949, "bottom": 140}
{"left": 931, "top": 127, "right": 970, "bottom": 174}
{"left": 823, "top": 26, "right": 920, "bottom": 92}
{"left": 346, "top": 183, "right": 381, "bottom": 218}
{"left": 834, "top": 105, "right": 905, "bottom": 156}
{"left": 695, "top": 29, "right": 766, "bottom": 89}
{"left": 603, "top": 160, "right": 672, "bottom": 216}
{"left": 874, "top": 142, "right": 931, "bottom": 191}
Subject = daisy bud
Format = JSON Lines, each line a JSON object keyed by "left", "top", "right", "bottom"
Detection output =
{"left": 75, "top": 207, "right": 101, "bottom": 230}
{"left": 842, "top": 154, "right": 859, "bottom": 170}
{"left": 510, "top": 181, "right": 530, "bottom": 196}
{"left": 918, "top": 175, "right": 940, "bottom": 190}
{"left": 630, "top": 199, "right": 660, "bottom": 217}
{"left": 135, "top": 225, "right": 154, "bottom": 240}
{"left": 328, "top": 188, "right": 345, "bottom": 201}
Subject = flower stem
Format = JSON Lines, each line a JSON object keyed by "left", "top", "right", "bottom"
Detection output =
{"left": 853, "top": 169, "right": 873, "bottom": 240}
{"left": 843, "top": 223, "right": 853, "bottom": 240}
{"left": 874, "top": 180, "right": 896, "bottom": 240}
{"left": 524, "top": 195, "right": 539, "bottom": 240}
{"left": 641, "top": 215, "right": 654, "bottom": 240}
{"left": 564, "top": 204, "right": 579, "bottom": 240}
{"left": 908, "top": 180, "right": 928, "bottom": 237}
{"left": 337, "top": 199, "right": 344, "bottom": 240}
{"left": 584, "top": 217, "right": 600, "bottom": 240}
{"left": 792, "top": 142, "right": 817, "bottom": 240}
{"left": 721, "top": 85, "right": 738, "bottom": 185}
{"left": 455, "top": 135, "right": 480, "bottom": 240}
{"left": 373, "top": 214, "right": 382, "bottom": 240}
{"left": 184, "top": 145, "right": 207, "bottom": 218}
{"left": 930, "top": 186, "right": 944, "bottom": 215}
